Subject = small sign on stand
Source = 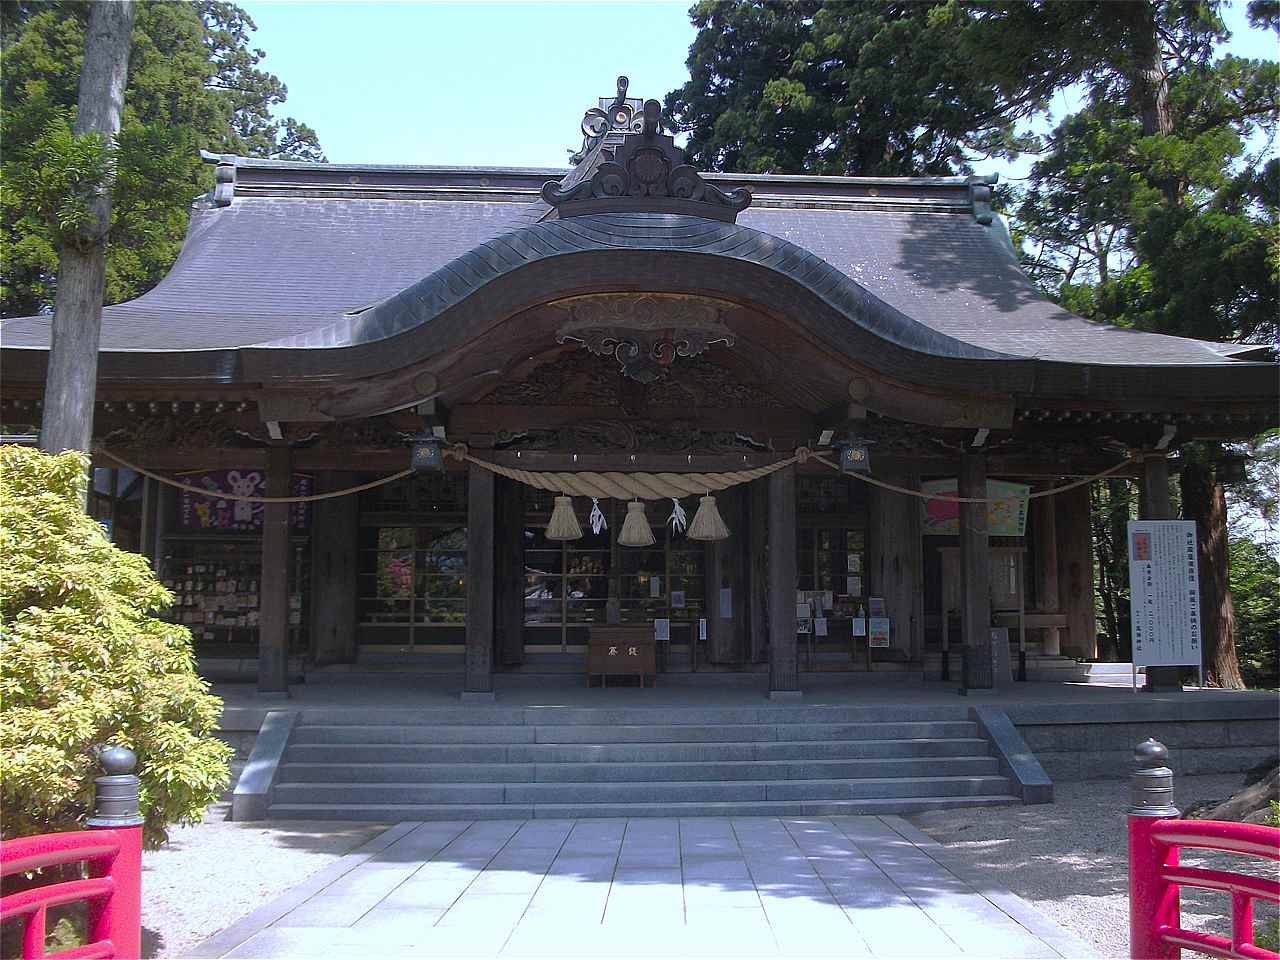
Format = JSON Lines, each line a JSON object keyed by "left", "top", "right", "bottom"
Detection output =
{"left": 868, "top": 617, "right": 890, "bottom": 648}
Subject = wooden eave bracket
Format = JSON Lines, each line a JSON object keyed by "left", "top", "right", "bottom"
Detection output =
{"left": 256, "top": 392, "right": 335, "bottom": 424}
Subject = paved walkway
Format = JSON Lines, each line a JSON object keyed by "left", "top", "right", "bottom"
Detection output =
{"left": 189, "top": 816, "right": 1096, "bottom": 959}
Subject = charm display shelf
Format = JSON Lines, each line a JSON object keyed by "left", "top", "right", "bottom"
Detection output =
{"left": 159, "top": 535, "right": 309, "bottom": 656}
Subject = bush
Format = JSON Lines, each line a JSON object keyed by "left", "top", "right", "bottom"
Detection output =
{"left": 1, "top": 446, "right": 231, "bottom": 845}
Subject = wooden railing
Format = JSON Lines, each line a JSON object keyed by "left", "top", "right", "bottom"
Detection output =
{"left": 1, "top": 748, "right": 144, "bottom": 960}
{"left": 1129, "top": 738, "right": 1280, "bottom": 960}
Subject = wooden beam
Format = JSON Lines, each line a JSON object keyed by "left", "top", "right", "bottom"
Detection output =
{"left": 958, "top": 450, "right": 992, "bottom": 668}
{"left": 767, "top": 466, "right": 799, "bottom": 696}
{"left": 310, "top": 472, "right": 359, "bottom": 667}
{"left": 1055, "top": 483, "right": 1097, "bottom": 659}
{"left": 495, "top": 476, "right": 525, "bottom": 666}
{"left": 258, "top": 446, "right": 291, "bottom": 693}
{"left": 867, "top": 468, "right": 924, "bottom": 662}
{"left": 747, "top": 479, "right": 768, "bottom": 663}
{"left": 1031, "top": 485, "right": 1062, "bottom": 656}
{"left": 464, "top": 462, "right": 496, "bottom": 696}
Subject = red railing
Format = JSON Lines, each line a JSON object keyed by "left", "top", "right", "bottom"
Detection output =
{"left": 1130, "top": 775, "right": 1280, "bottom": 959}
{"left": 1, "top": 826, "right": 142, "bottom": 960}
{"left": 1, "top": 747, "right": 143, "bottom": 960}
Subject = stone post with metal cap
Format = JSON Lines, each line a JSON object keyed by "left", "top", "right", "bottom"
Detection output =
{"left": 1128, "top": 738, "right": 1180, "bottom": 960}
{"left": 86, "top": 745, "right": 144, "bottom": 959}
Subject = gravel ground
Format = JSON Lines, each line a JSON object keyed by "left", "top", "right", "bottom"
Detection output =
{"left": 909, "top": 773, "right": 1280, "bottom": 959}
{"left": 139, "top": 757, "right": 386, "bottom": 959}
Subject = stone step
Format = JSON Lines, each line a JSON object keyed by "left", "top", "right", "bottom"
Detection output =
{"left": 267, "top": 794, "right": 1017, "bottom": 821}
{"left": 277, "top": 755, "right": 1000, "bottom": 783}
{"left": 269, "top": 774, "right": 1010, "bottom": 805}
{"left": 290, "top": 719, "right": 980, "bottom": 745}
{"left": 292, "top": 704, "right": 972, "bottom": 726}
{"left": 284, "top": 736, "right": 993, "bottom": 765}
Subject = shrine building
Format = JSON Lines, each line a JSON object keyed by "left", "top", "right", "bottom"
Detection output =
{"left": 3, "top": 78, "right": 1276, "bottom": 700}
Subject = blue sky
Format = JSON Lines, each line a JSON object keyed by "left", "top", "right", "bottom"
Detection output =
{"left": 240, "top": 0, "right": 1276, "bottom": 177}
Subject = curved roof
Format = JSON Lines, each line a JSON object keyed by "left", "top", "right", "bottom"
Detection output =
{"left": 0, "top": 161, "right": 1262, "bottom": 368}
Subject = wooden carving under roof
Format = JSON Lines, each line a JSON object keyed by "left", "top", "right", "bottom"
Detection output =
{"left": 493, "top": 419, "right": 772, "bottom": 454}
{"left": 553, "top": 294, "right": 738, "bottom": 384}
{"left": 479, "top": 348, "right": 784, "bottom": 409}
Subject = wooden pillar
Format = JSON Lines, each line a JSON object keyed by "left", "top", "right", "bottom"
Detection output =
{"left": 1032, "top": 486, "right": 1061, "bottom": 656}
{"left": 310, "top": 471, "right": 358, "bottom": 667}
{"left": 767, "top": 466, "right": 799, "bottom": 698}
{"left": 1140, "top": 454, "right": 1182, "bottom": 692}
{"left": 139, "top": 476, "right": 158, "bottom": 569}
{"left": 867, "top": 468, "right": 924, "bottom": 662}
{"left": 152, "top": 478, "right": 173, "bottom": 575}
{"left": 958, "top": 451, "right": 990, "bottom": 652}
{"left": 1140, "top": 455, "right": 1173, "bottom": 519}
{"left": 495, "top": 477, "right": 525, "bottom": 667}
{"left": 258, "top": 447, "right": 291, "bottom": 694}
{"left": 1055, "top": 483, "right": 1097, "bottom": 659}
{"left": 464, "top": 462, "right": 495, "bottom": 698}
{"left": 705, "top": 486, "right": 745, "bottom": 664}
{"left": 747, "top": 479, "right": 769, "bottom": 663}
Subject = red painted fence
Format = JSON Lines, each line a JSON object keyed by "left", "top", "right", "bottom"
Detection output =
{"left": 1129, "top": 739, "right": 1280, "bottom": 960}
{"left": 1, "top": 827, "right": 143, "bottom": 960}
{"left": 1, "top": 747, "right": 144, "bottom": 960}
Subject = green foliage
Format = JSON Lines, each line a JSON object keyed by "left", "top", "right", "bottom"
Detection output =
{"left": 0, "top": 446, "right": 231, "bottom": 846}
{"left": 666, "top": 1, "right": 1035, "bottom": 176}
{"left": 1228, "top": 533, "right": 1280, "bottom": 688}
{"left": 1, "top": 0, "right": 324, "bottom": 317}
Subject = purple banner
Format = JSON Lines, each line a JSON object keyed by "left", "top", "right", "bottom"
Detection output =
{"left": 176, "top": 470, "right": 312, "bottom": 531}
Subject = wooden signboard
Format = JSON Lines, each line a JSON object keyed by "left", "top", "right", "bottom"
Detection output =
{"left": 586, "top": 627, "right": 657, "bottom": 687}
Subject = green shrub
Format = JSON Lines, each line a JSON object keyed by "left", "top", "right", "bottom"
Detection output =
{"left": 0, "top": 446, "right": 231, "bottom": 845}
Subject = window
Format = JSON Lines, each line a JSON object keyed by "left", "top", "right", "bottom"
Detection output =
{"left": 357, "top": 524, "right": 468, "bottom": 626}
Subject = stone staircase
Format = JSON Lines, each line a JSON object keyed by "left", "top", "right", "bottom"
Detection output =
{"left": 265, "top": 705, "right": 1019, "bottom": 820}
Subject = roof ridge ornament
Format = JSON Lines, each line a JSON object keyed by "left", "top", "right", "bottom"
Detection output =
{"left": 545, "top": 93, "right": 752, "bottom": 223}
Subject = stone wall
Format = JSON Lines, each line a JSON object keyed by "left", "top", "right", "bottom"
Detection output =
{"left": 1006, "top": 700, "right": 1279, "bottom": 782}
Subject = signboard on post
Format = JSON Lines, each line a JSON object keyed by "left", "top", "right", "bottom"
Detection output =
{"left": 1127, "top": 520, "right": 1201, "bottom": 668}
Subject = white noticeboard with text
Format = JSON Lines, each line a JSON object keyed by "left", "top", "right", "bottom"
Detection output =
{"left": 1127, "top": 520, "right": 1201, "bottom": 668}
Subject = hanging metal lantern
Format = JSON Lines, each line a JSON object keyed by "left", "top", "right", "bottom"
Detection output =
{"left": 687, "top": 493, "right": 730, "bottom": 541}
{"left": 836, "top": 440, "right": 871, "bottom": 474}
{"left": 546, "top": 495, "right": 583, "bottom": 540}
{"left": 618, "top": 499, "right": 656, "bottom": 547}
{"left": 410, "top": 435, "right": 445, "bottom": 472}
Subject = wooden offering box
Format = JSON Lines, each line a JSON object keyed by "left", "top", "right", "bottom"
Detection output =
{"left": 586, "top": 627, "right": 657, "bottom": 687}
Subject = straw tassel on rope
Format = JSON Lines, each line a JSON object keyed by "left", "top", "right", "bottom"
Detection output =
{"left": 546, "top": 495, "right": 583, "bottom": 540}
{"left": 687, "top": 493, "right": 730, "bottom": 541}
{"left": 618, "top": 499, "right": 656, "bottom": 547}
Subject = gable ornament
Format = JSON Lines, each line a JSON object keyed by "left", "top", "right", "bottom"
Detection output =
{"left": 543, "top": 98, "right": 751, "bottom": 222}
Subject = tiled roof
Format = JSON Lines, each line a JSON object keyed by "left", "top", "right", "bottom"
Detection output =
{"left": 0, "top": 162, "right": 1260, "bottom": 368}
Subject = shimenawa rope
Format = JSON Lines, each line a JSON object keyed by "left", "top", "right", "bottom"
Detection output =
{"left": 93, "top": 442, "right": 1141, "bottom": 506}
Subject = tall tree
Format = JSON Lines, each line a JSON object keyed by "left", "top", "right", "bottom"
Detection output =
{"left": 1010, "top": 9, "right": 1276, "bottom": 687}
{"left": 1, "top": 1, "right": 324, "bottom": 319}
{"left": 39, "top": 0, "right": 136, "bottom": 456}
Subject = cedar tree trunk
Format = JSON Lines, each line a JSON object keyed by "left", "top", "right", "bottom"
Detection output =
{"left": 40, "top": 1, "right": 136, "bottom": 456}
{"left": 1182, "top": 461, "right": 1245, "bottom": 689}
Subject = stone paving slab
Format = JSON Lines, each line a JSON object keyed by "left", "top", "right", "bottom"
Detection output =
{"left": 194, "top": 816, "right": 1099, "bottom": 959}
